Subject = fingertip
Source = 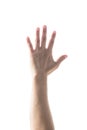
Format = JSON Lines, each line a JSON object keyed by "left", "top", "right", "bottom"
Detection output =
{"left": 42, "top": 25, "right": 47, "bottom": 33}
{"left": 52, "top": 31, "right": 56, "bottom": 38}
{"left": 53, "top": 31, "right": 56, "bottom": 34}
{"left": 36, "top": 27, "right": 40, "bottom": 32}
{"left": 63, "top": 55, "right": 68, "bottom": 58}
{"left": 26, "top": 37, "right": 30, "bottom": 43}
{"left": 26, "top": 36, "right": 29, "bottom": 41}
{"left": 57, "top": 55, "right": 68, "bottom": 64}
{"left": 43, "top": 25, "right": 47, "bottom": 29}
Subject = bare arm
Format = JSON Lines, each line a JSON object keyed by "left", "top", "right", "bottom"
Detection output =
{"left": 27, "top": 25, "right": 67, "bottom": 130}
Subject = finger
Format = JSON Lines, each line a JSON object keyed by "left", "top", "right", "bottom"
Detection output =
{"left": 41, "top": 25, "right": 47, "bottom": 48}
{"left": 48, "top": 31, "right": 56, "bottom": 51}
{"left": 56, "top": 55, "right": 68, "bottom": 67}
{"left": 26, "top": 37, "right": 34, "bottom": 52}
{"left": 35, "top": 27, "right": 40, "bottom": 49}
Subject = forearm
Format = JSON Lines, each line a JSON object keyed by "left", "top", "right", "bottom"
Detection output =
{"left": 30, "top": 73, "right": 55, "bottom": 130}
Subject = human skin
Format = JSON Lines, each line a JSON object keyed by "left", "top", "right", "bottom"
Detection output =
{"left": 27, "top": 25, "right": 67, "bottom": 130}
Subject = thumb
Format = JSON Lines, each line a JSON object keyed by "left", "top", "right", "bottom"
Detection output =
{"left": 56, "top": 55, "right": 68, "bottom": 67}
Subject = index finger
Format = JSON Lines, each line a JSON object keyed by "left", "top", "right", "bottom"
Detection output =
{"left": 48, "top": 31, "right": 56, "bottom": 51}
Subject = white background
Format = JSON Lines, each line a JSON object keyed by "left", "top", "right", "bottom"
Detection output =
{"left": 0, "top": 0, "right": 87, "bottom": 130}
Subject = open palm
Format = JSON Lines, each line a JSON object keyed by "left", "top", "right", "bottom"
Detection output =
{"left": 27, "top": 25, "right": 67, "bottom": 75}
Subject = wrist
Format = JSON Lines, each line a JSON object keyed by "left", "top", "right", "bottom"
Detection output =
{"left": 33, "top": 72, "right": 47, "bottom": 78}
{"left": 32, "top": 72, "right": 48, "bottom": 101}
{"left": 34, "top": 73, "right": 47, "bottom": 84}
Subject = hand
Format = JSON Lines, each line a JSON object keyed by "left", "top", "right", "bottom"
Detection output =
{"left": 27, "top": 25, "right": 67, "bottom": 76}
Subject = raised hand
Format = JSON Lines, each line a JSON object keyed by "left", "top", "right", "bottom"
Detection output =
{"left": 27, "top": 25, "right": 67, "bottom": 76}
